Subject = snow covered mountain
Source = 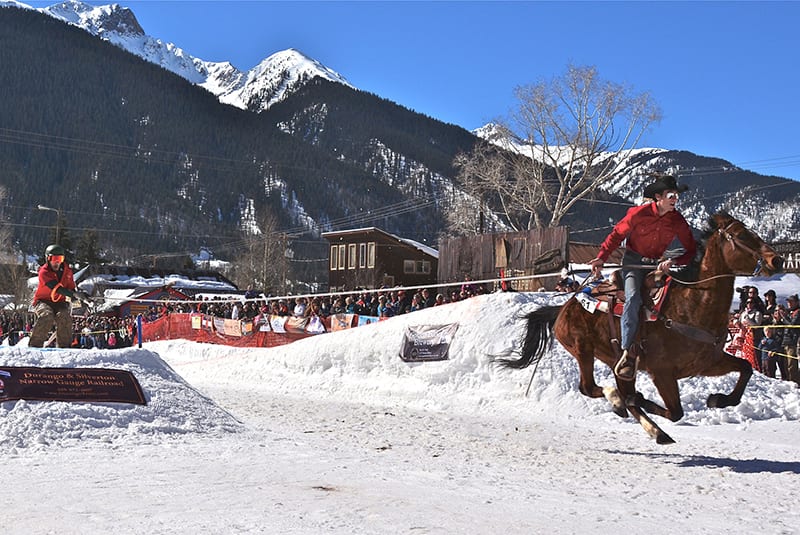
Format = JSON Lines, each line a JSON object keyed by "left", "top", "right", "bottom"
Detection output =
{"left": 3, "top": 0, "right": 798, "bottom": 250}
{"left": 14, "top": 0, "right": 352, "bottom": 112}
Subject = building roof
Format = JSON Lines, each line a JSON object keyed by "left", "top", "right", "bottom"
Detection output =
{"left": 321, "top": 227, "right": 438, "bottom": 259}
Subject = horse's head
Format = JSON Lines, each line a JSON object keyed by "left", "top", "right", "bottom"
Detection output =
{"left": 712, "top": 212, "right": 783, "bottom": 276}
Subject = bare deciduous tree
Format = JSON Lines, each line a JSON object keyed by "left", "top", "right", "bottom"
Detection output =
{"left": 231, "top": 212, "right": 289, "bottom": 295}
{"left": 453, "top": 65, "right": 661, "bottom": 232}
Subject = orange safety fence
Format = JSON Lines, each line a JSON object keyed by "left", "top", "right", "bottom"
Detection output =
{"left": 135, "top": 312, "right": 380, "bottom": 348}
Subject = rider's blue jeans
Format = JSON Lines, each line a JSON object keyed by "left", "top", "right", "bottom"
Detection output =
{"left": 620, "top": 251, "right": 654, "bottom": 351}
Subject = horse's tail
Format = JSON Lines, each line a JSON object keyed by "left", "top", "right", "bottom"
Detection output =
{"left": 496, "top": 305, "right": 560, "bottom": 369}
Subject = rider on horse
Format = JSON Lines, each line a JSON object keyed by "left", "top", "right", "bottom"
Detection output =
{"left": 589, "top": 174, "right": 697, "bottom": 381}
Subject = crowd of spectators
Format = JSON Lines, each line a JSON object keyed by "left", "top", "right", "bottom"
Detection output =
{"left": 148, "top": 283, "right": 489, "bottom": 324}
{"left": 727, "top": 286, "right": 800, "bottom": 385}
{"left": 0, "top": 310, "right": 137, "bottom": 349}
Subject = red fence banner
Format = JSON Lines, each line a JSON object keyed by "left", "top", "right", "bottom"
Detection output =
{"left": 136, "top": 313, "right": 332, "bottom": 348}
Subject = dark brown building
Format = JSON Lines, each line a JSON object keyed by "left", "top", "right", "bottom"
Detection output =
{"left": 322, "top": 227, "right": 438, "bottom": 290}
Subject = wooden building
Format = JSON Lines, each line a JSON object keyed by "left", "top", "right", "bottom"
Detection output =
{"left": 437, "top": 228, "right": 624, "bottom": 292}
{"left": 322, "top": 227, "right": 438, "bottom": 290}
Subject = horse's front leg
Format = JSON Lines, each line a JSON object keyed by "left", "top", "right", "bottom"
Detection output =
{"left": 617, "top": 379, "right": 676, "bottom": 444}
{"left": 705, "top": 350, "right": 753, "bottom": 408}
{"left": 637, "top": 374, "right": 684, "bottom": 422}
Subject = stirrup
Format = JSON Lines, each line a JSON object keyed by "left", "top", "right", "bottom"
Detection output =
{"left": 614, "top": 351, "right": 638, "bottom": 382}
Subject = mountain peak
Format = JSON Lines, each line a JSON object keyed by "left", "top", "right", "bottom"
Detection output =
{"left": 32, "top": 1, "right": 351, "bottom": 112}
{"left": 42, "top": 0, "right": 144, "bottom": 36}
{"left": 256, "top": 48, "right": 350, "bottom": 86}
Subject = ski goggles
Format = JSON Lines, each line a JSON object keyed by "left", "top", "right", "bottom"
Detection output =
{"left": 48, "top": 254, "right": 65, "bottom": 263}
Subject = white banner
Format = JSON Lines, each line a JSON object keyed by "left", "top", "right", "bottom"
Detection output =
{"left": 400, "top": 323, "right": 459, "bottom": 362}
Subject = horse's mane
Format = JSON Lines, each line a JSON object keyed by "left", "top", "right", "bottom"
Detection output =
{"left": 672, "top": 211, "right": 730, "bottom": 282}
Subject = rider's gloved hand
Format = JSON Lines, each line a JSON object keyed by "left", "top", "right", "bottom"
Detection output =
{"left": 588, "top": 257, "right": 604, "bottom": 279}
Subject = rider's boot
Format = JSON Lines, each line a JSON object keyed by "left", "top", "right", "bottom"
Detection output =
{"left": 614, "top": 348, "right": 638, "bottom": 381}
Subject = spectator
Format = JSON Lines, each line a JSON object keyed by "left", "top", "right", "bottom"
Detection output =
{"left": 422, "top": 288, "right": 436, "bottom": 308}
{"left": 293, "top": 297, "right": 307, "bottom": 317}
{"left": 461, "top": 275, "right": 478, "bottom": 296}
{"left": 758, "top": 326, "right": 783, "bottom": 378}
{"left": 764, "top": 289, "right": 778, "bottom": 319}
{"left": 746, "top": 287, "right": 766, "bottom": 314}
{"left": 434, "top": 293, "right": 446, "bottom": 306}
{"left": 396, "top": 290, "right": 412, "bottom": 314}
{"left": 409, "top": 293, "right": 423, "bottom": 312}
{"left": 376, "top": 295, "right": 393, "bottom": 318}
{"left": 776, "top": 294, "right": 800, "bottom": 385}
{"left": 330, "top": 297, "right": 346, "bottom": 315}
{"left": 741, "top": 298, "right": 764, "bottom": 364}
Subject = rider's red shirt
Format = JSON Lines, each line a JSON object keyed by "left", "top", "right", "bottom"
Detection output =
{"left": 597, "top": 202, "right": 696, "bottom": 265}
{"left": 33, "top": 263, "right": 76, "bottom": 304}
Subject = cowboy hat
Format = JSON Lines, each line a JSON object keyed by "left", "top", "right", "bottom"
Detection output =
{"left": 643, "top": 174, "right": 689, "bottom": 199}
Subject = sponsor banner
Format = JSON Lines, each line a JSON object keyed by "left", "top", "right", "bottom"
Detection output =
{"left": 331, "top": 314, "right": 356, "bottom": 332}
{"left": 399, "top": 323, "right": 459, "bottom": 362}
{"left": 357, "top": 315, "right": 380, "bottom": 327}
{"left": 191, "top": 315, "right": 202, "bottom": 330}
{"left": 213, "top": 317, "right": 226, "bottom": 333}
{"left": 306, "top": 316, "right": 326, "bottom": 334}
{"left": 242, "top": 321, "right": 254, "bottom": 336}
{"left": 284, "top": 316, "right": 309, "bottom": 334}
{"left": 0, "top": 367, "right": 146, "bottom": 405}
{"left": 269, "top": 315, "right": 287, "bottom": 333}
{"left": 254, "top": 314, "right": 271, "bottom": 332}
{"left": 223, "top": 318, "right": 241, "bottom": 337}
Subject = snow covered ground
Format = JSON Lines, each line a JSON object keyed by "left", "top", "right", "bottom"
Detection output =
{"left": 2, "top": 289, "right": 799, "bottom": 534}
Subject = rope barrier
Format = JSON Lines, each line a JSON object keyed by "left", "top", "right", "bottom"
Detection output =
{"left": 736, "top": 339, "right": 799, "bottom": 361}
{"left": 90, "top": 271, "right": 563, "bottom": 307}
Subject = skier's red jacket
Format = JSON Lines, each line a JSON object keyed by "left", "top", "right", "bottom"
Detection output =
{"left": 33, "top": 262, "right": 76, "bottom": 305}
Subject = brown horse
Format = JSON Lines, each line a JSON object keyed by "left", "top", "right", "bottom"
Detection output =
{"left": 501, "top": 213, "right": 783, "bottom": 444}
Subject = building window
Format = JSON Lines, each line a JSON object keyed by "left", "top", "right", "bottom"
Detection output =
{"left": 417, "top": 261, "right": 431, "bottom": 274}
{"left": 337, "top": 244, "right": 346, "bottom": 270}
{"left": 359, "top": 243, "right": 366, "bottom": 268}
{"left": 367, "top": 242, "right": 376, "bottom": 268}
{"left": 404, "top": 260, "right": 415, "bottom": 274}
{"left": 330, "top": 246, "right": 338, "bottom": 270}
{"left": 348, "top": 244, "right": 357, "bottom": 269}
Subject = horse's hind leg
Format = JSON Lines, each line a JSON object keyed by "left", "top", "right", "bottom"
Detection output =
{"left": 571, "top": 347, "right": 627, "bottom": 418}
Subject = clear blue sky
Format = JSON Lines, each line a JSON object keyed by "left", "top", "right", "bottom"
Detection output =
{"left": 27, "top": 0, "right": 800, "bottom": 181}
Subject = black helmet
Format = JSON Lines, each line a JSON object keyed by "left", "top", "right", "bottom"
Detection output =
{"left": 45, "top": 244, "right": 65, "bottom": 257}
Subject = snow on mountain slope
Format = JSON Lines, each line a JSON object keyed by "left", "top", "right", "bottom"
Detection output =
{"left": 19, "top": 0, "right": 351, "bottom": 110}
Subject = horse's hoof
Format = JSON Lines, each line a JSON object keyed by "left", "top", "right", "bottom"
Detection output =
{"left": 602, "top": 387, "right": 628, "bottom": 418}
{"left": 707, "top": 393, "right": 727, "bottom": 408}
{"left": 656, "top": 432, "right": 676, "bottom": 445}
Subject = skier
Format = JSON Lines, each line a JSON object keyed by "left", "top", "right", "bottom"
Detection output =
{"left": 29, "top": 244, "right": 90, "bottom": 348}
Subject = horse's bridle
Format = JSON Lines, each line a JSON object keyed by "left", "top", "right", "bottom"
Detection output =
{"left": 718, "top": 220, "right": 769, "bottom": 276}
